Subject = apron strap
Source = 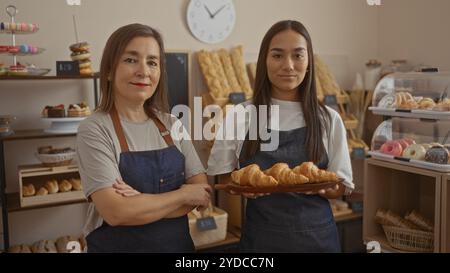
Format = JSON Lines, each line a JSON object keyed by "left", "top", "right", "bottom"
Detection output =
{"left": 109, "top": 106, "right": 174, "bottom": 153}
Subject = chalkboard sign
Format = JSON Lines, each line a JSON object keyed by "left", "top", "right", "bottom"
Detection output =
{"left": 165, "top": 52, "right": 190, "bottom": 110}
{"left": 196, "top": 216, "right": 218, "bottom": 231}
{"left": 56, "top": 61, "right": 80, "bottom": 76}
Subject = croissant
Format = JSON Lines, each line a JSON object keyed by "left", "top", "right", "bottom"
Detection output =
{"left": 292, "top": 162, "right": 339, "bottom": 183}
{"left": 231, "top": 164, "right": 278, "bottom": 187}
{"left": 264, "top": 163, "right": 309, "bottom": 185}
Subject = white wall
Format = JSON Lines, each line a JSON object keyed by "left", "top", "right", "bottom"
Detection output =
{"left": 378, "top": 0, "right": 450, "bottom": 71}
{"left": 0, "top": 0, "right": 387, "bottom": 248}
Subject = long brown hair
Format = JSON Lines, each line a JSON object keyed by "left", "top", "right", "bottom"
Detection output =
{"left": 98, "top": 23, "right": 169, "bottom": 117}
{"left": 244, "top": 20, "right": 331, "bottom": 164}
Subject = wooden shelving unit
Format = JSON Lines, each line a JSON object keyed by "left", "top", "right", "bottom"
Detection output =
{"left": 364, "top": 158, "right": 444, "bottom": 253}
{"left": 442, "top": 174, "right": 450, "bottom": 252}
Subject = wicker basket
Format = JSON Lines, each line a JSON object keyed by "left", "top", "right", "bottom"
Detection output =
{"left": 35, "top": 151, "right": 76, "bottom": 167}
{"left": 382, "top": 225, "right": 434, "bottom": 252}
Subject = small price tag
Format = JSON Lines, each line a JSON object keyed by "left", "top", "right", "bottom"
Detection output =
{"left": 56, "top": 61, "right": 80, "bottom": 76}
{"left": 229, "top": 92, "right": 246, "bottom": 105}
{"left": 196, "top": 216, "right": 217, "bottom": 231}
{"left": 324, "top": 95, "right": 338, "bottom": 106}
{"left": 351, "top": 148, "right": 366, "bottom": 159}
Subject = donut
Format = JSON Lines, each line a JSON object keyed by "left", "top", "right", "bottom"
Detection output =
{"left": 380, "top": 141, "right": 403, "bottom": 156}
{"left": 69, "top": 41, "right": 90, "bottom": 52}
{"left": 78, "top": 59, "right": 91, "bottom": 69}
{"left": 71, "top": 51, "right": 91, "bottom": 61}
{"left": 397, "top": 139, "right": 410, "bottom": 150}
{"left": 79, "top": 67, "right": 93, "bottom": 76}
{"left": 425, "top": 146, "right": 449, "bottom": 164}
{"left": 402, "top": 144, "right": 427, "bottom": 160}
{"left": 422, "top": 143, "right": 432, "bottom": 151}
{"left": 402, "top": 138, "right": 416, "bottom": 146}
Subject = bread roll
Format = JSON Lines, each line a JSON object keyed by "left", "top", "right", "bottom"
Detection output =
{"left": 292, "top": 162, "right": 339, "bottom": 182}
{"left": 70, "top": 178, "right": 83, "bottom": 191}
{"left": 58, "top": 179, "right": 72, "bottom": 192}
{"left": 31, "top": 240, "right": 57, "bottom": 253}
{"left": 22, "top": 184, "right": 36, "bottom": 197}
{"left": 405, "top": 210, "right": 434, "bottom": 232}
{"left": 56, "top": 235, "right": 79, "bottom": 253}
{"left": 36, "top": 187, "right": 48, "bottom": 196}
{"left": 8, "top": 244, "right": 32, "bottom": 253}
{"left": 44, "top": 179, "right": 59, "bottom": 194}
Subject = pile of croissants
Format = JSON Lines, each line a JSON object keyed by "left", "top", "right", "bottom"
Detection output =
{"left": 231, "top": 162, "right": 339, "bottom": 187}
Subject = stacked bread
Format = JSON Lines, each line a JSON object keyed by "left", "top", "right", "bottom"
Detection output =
{"left": 375, "top": 208, "right": 434, "bottom": 232}
{"left": 197, "top": 45, "right": 253, "bottom": 102}
{"left": 314, "top": 54, "right": 342, "bottom": 97}
{"left": 231, "top": 161, "right": 339, "bottom": 187}
{"left": 69, "top": 42, "right": 93, "bottom": 76}
{"left": 22, "top": 178, "right": 83, "bottom": 198}
{"left": 8, "top": 235, "right": 87, "bottom": 253}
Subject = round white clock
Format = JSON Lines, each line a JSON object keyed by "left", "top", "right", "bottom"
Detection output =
{"left": 187, "top": 0, "right": 236, "bottom": 44}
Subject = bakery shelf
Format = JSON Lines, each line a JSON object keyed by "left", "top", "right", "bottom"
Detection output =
{"left": 0, "top": 129, "right": 76, "bottom": 142}
{"left": 369, "top": 106, "right": 450, "bottom": 120}
{"left": 442, "top": 174, "right": 450, "bottom": 252}
{"left": 363, "top": 158, "right": 441, "bottom": 252}
{"left": 6, "top": 192, "right": 86, "bottom": 212}
{"left": 334, "top": 212, "right": 362, "bottom": 223}
{"left": 368, "top": 151, "right": 450, "bottom": 173}
{"left": 0, "top": 73, "right": 99, "bottom": 80}
{"left": 195, "top": 231, "right": 240, "bottom": 252}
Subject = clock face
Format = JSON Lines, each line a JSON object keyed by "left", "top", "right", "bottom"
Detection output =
{"left": 187, "top": 0, "right": 236, "bottom": 44}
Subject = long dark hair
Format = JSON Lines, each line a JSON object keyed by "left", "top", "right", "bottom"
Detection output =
{"left": 244, "top": 20, "right": 331, "bottom": 164}
{"left": 98, "top": 23, "right": 169, "bottom": 117}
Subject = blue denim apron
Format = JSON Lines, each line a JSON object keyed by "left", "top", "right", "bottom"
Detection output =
{"left": 86, "top": 108, "right": 194, "bottom": 253}
{"left": 238, "top": 127, "right": 340, "bottom": 253}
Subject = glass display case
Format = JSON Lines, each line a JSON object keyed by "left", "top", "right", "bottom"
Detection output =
{"left": 369, "top": 117, "right": 450, "bottom": 172}
{"left": 370, "top": 72, "right": 450, "bottom": 119}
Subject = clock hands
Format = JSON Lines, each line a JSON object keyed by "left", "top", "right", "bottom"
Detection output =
{"left": 204, "top": 4, "right": 228, "bottom": 19}
{"left": 211, "top": 4, "right": 227, "bottom": 18}
{"left": 203, "top": 4, "right": 214, "bottom": 18}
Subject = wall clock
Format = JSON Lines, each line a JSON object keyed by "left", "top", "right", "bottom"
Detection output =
{"left": 187, "top": 0, "right": 236, "bottom": 44}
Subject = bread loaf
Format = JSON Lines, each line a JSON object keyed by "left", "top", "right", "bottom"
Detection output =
{"left": 70, "top": 178, "right": 83, "bottom": 191}
{"left": 230, "top": 46, "right": 253, "bottom": 97}
{"left": 264, "top": 163, "right": 309, "bottom": 185}
{"left": 31, "top": 240, "right": 57, "bottom": 253}
{"left": 218, "top": 48, "right": 242, "bottom": 92}
{"left": 231, "top": 164, "right": 278, "bottom": 187}
{"left": 405, "top": 210, "right": 434, "bottom": 232}
{"left": 314, "top": 54, "right": 341, "bottom": 96}
{"left": 56, "top": 235, "right": 79, "bottom": 253}
{"left": 197, "top": 50, "right": 223, "bottom": 98}
{"left": 36, "top": 186, "right": 48, "bottom": 196}
{"left": 8, "top": 244, "right": 32, "bottom": 253}
{"left": 210, "top": 51, "right": 232, "bottom": 97}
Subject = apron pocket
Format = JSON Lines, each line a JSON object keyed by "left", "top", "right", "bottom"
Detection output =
{"left": 159, "top": 171, "right": 185, "bottom": 193}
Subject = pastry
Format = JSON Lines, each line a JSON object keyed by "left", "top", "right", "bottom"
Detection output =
{"left": 8, "top": 63, "right": 27, "bottom": 76}
{"left": 42, "top": 104, "right": 65, "bottom": 118}
{"left": 210, "top": 51, "right": 232, "bottom": 96}
{"left": 292, "top": 162, "right": 339, "bottom": 183}
{"left": 68, "top": 102, "right": 91, "bottom": 117}
{"left": 22, "top": 183, "right": 36, "bottom": 197}
{"left": 36, "top": 187, "right": 48, "bottom": 196}
{"left": 418, "top": 98, "right": 436, "bottom": 110}
{"left": 58, "top": 179, "right": 73, "bottom": 192}
{"left": 69, "top": 41, "right": 90, "bottom": 52}
{"left": 197, "top": 50, "right": 224, "bottom": 98}
{"left": 378, "top": 94, "right": 396, "bottom": 108}
{"left": 70, "top": 51, "right": 91, "bottom": 61}
{"left": 70, "top": 178, "right": 83, "bottom": 191}
{"left": 379, "top": 140, "right": 403, "bottom": 157}
{"left": 264, "top": 163, "right": 309, "bottom": 185}
{"left": 44, "top": 179, "right": 59, "bottom": 194}
{"left": 425, "top": 146, "right": 449, "bottom": 164}
{"left": 231, "top": 164, "right": 278, "bottom": 187}
{"left": 314, "top": 54, "right": 341, "bottom": 96}
{"left": 404, "top": 210, "right": 434, "bottom": 232}
{"left": 8, "top": 244, "right": 32, "bottom": 253}
{"left": 56, "top": 235, "right": 79, "bottom": 253}
{"left": 374, "top": 209, "right": 420, "bottom": 230}
{"left": 402, "top": 144, "right": 427, "bottom": 160}
{"left": 31, "top": 240, "right": 57, "bottom": 253}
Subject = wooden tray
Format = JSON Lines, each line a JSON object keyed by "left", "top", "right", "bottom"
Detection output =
{"left": 215, "top": 179, "right": 343, "bottom": 194}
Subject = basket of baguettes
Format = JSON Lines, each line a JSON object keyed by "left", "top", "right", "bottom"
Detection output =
{"left": 375, "top": 208, "right": 434, "bottom": 252}
{"left": 215, "top": 162, "right": 342, "bottom": 193}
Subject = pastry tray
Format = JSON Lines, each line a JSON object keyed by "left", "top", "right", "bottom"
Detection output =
{"left": 368, "top": 151, "right": 450, "bottom": 172}
{"left": 215, "top": 179, "right": 343, "bottom": 194}
{"left": 369, "top": 107, "right": 450, "bottom": 120}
